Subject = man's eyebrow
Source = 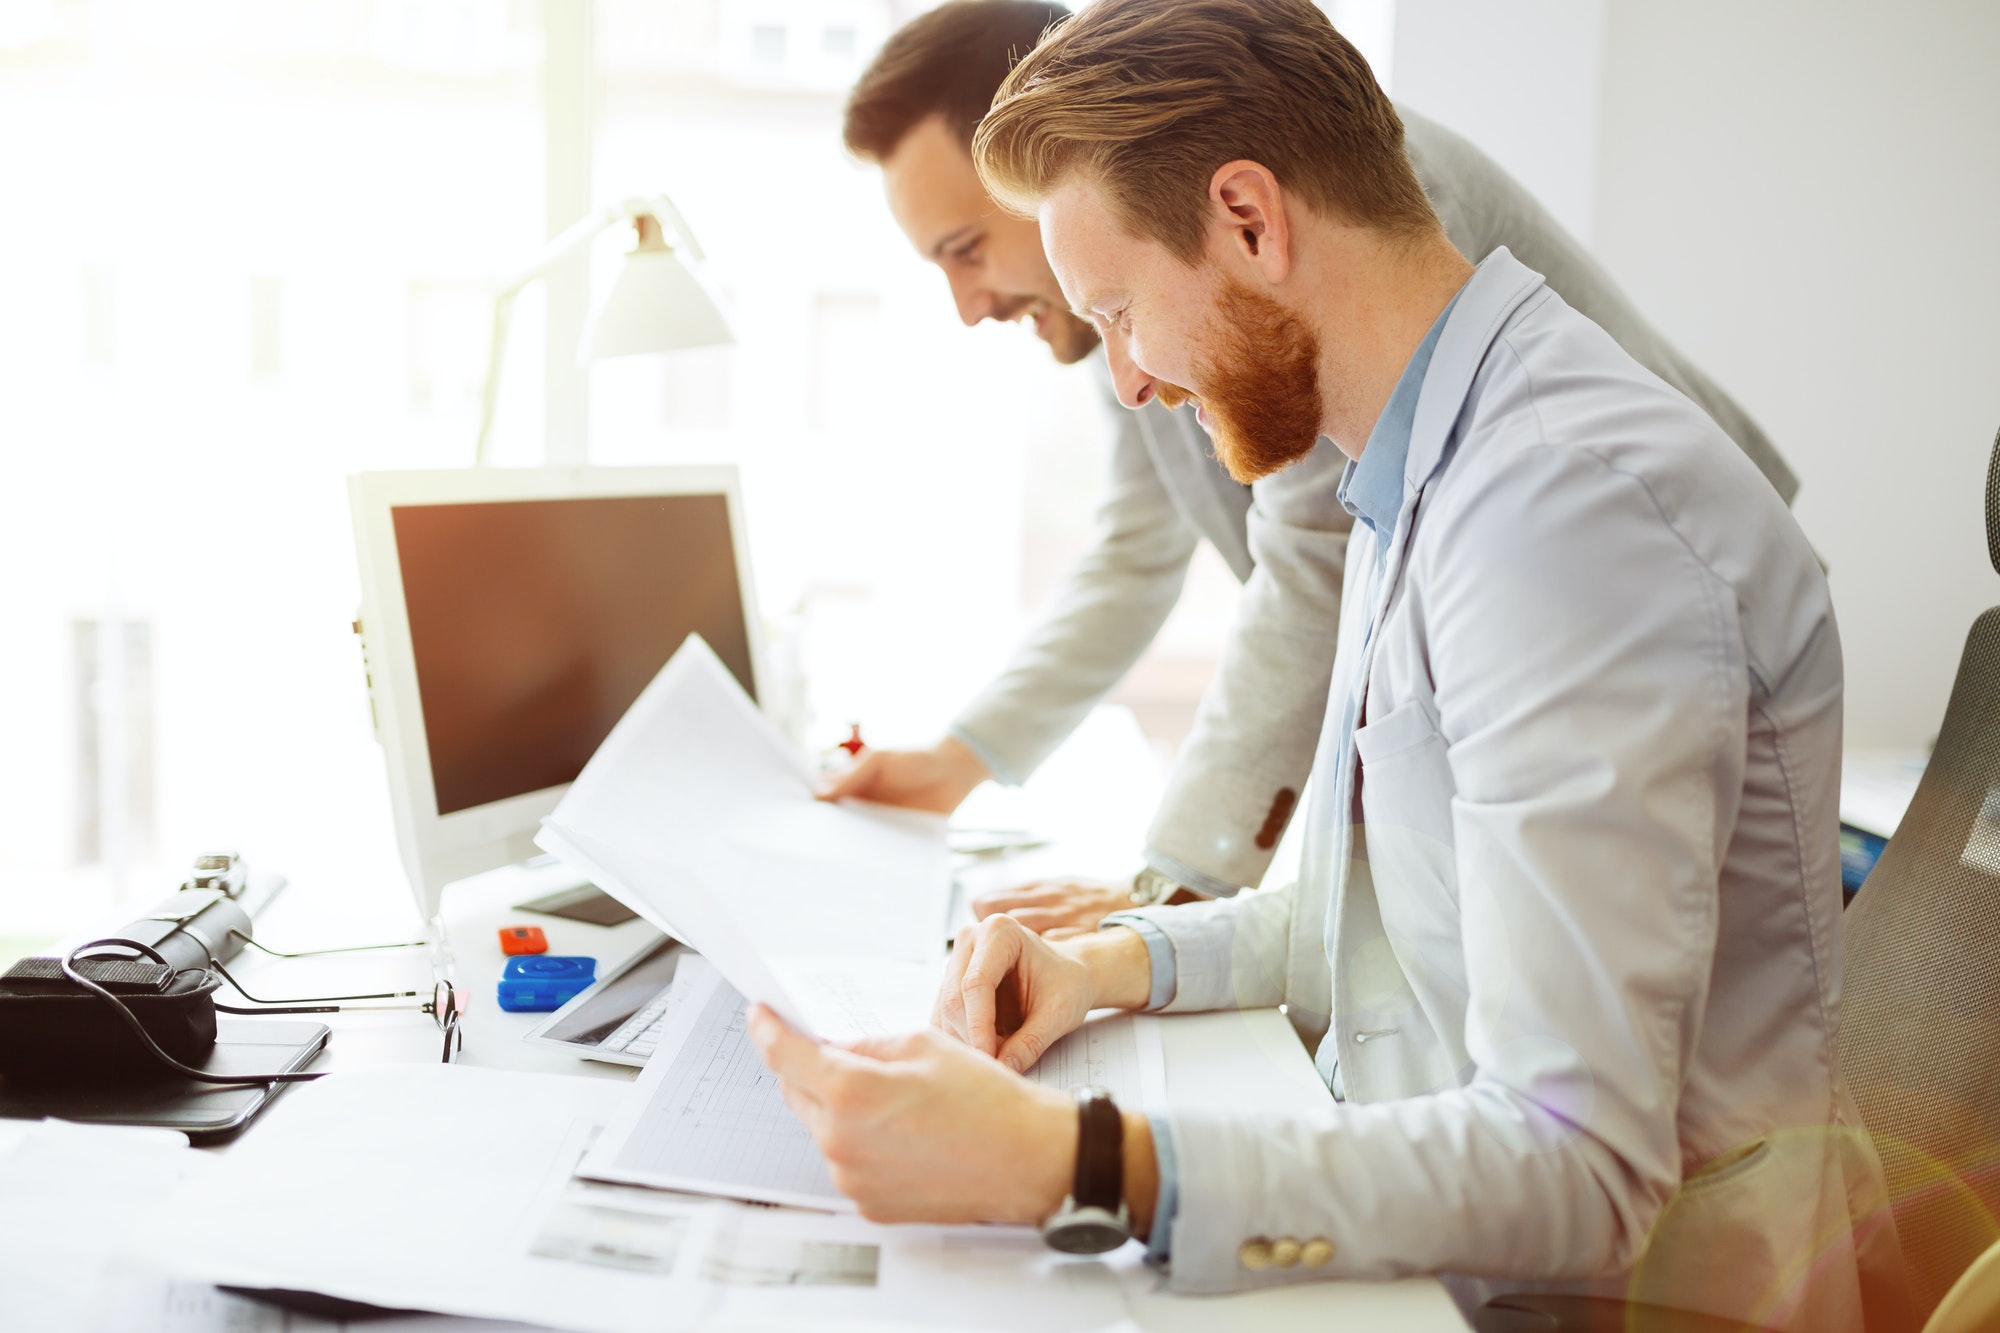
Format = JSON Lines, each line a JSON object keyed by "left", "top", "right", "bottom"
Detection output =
{"left": 927, "top": 223, "right": 981, "bottom": 261}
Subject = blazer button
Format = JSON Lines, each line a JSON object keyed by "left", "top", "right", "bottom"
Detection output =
{"left": 1239, "top": 1238, "right": 1275, "bottom": 1270}
{"left": 1301, "top": 1238, "right": 1335, "bottom": 1268}
{"left": 1271, "top": 1237, "right": 1302, "bottom": 1268}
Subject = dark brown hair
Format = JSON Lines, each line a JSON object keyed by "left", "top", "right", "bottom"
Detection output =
{"left": 843, "top": 0, "right": 1070, "bottom": 162}
{"left": 974, "top": 0, "right": 1436, "bottom": 260}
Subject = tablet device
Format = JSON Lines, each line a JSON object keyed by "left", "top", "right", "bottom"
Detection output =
{"left": 0, "top": 1018, "right": 329, "bottom": 1145}
{"left": 521, "top": 935, "right": 685, "bottom": 1067}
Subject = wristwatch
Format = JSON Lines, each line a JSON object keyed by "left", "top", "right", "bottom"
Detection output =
{"left": 1040, "top": 1086, "right": 1131, "bottom": 1254}
{"left": 1129, "top": 866, "right": 1183, "bottom": 907}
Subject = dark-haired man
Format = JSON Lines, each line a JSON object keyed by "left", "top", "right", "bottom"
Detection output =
{"left": 758, "top": 1, "right": 1904, "bottom": 1328}
{"left": 820, "top": 0, "right": 1799, "bottom": 940}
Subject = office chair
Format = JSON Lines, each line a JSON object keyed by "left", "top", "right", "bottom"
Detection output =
{"left": 1480, "top": 428, "right": 2000, "bottom": 1333}
{"left": 1834, "top": 424, "right": 2000, "bottom": 1326}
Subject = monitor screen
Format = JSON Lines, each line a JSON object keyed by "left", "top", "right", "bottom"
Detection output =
{"left": 390, "top": 493, "right": 755, "bottom": 816}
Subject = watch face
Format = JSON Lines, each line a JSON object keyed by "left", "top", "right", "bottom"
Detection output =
{"left": 1042, "top": 1204, "right": 1130, "bottom": 1255}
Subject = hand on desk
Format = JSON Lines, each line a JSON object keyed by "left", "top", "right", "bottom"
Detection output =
{"left": 815, "top": 735, "right": 990, "bottom": 814}
{"left": 746, "top": 1003, "right": 1158, "bottom": 1240}
{"left": 932, "top": 917, "right": 1154, "bottom": 1072}
{"left": 970, "top": 877, "right": 1134, "bottom": 939}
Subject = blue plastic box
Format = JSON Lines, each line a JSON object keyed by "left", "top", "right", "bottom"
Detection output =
{"left": 496, "top": 954, "right": 596, "bottom": 1013}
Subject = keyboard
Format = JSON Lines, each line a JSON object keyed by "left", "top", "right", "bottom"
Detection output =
{"left": 599, "top": 985, "right": 675, "bottom": 1060}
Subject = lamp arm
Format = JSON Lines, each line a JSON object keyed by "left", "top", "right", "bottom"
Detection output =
{"left": 492, "top": 204, "right": 622, "bottom": 299}
{"left": 472, "top": 206, "right": 621, "bottom": 465}
{"left": 472, "top": 288, "right": 520, "bottom": 467}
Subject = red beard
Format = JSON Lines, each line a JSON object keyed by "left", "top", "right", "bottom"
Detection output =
{"left": 1155, "top": 277, "right": 1323, "bottom": 484}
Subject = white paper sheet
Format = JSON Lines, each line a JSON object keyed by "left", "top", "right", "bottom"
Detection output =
{"left": 536, "top": 636, "right": 950, "bottom": 1040}
{"left": 141, "top": 1066, "right": 718, "bottom": 1333}
{"left": 0, "top": 1121, "right": 204, "bottom": 1331}
{"left": 1024, "top": 1008, "right": 1168, "bottom": 1110}
{"left": 579, "top": 958, "right": 1167, "bottom": 1211}
{"left": 142, "top": 1063, "right": 1146, "bottom": 1333}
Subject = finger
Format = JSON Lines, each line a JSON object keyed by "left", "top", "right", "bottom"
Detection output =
{"left": 747, "top": 1004, "right": 834, "bottom": 1094}
{"left": 934, "top": 925, "right": 978, "bottom": 1038}
{"left": 1043, "top": 926, "right": 1089, "bottom": 942}
{"left": 844, "top": 1029, "right": 933, "bottom": 1062}
{"left": 969, "top": 886, "right": 1065, "bottom": 918}
{"left": 1002, "top": 906, "right": 1088, "bottom": 934}
{"left": 996, "top": 1007, "right": 1071, "bottom": 1074}
{"left": 814, "top": 756, "right": 875, "bottom": 802}
{"left": 957, "top": 924, "right": 1024, "bottom": 1058}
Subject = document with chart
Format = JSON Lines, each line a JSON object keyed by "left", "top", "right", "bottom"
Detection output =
{"left": 579, "top": 957, "right": 1166, "bottom": 1210}
{"left": 536, "top": 635, "right": 951, "bottom": 1042}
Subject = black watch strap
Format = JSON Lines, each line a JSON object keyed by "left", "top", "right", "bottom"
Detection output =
{"left": 1073, "top": 1086, "right": 1123, "bottom": 1212}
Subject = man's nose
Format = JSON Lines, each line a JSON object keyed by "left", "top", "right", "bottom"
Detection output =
{"left": 1104, "top": 333, "right": 1158, "bottom": 409}
{"left": 948, "top": 274, "right": 997, "bottom": 327}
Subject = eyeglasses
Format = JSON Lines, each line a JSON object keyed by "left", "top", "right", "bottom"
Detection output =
{"left": 213, "top": 965, "right": 467, "bottom": 1065}
{"left": 427, "top": 979, "right": 466, "bottom": 1065}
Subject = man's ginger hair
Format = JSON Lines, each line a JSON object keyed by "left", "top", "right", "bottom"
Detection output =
{"left": 972, "top": 0, "right": 1436, "bottom": 262}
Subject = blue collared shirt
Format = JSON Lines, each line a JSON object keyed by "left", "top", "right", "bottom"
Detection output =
{"left": 1106, "top": 286, "right": 1464, "bottom": 1267}
{"left": 1337, "top": 289, "right": 1461, "bottom": 548}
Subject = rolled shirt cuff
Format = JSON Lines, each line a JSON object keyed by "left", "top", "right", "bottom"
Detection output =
{"left": 1145, "top": 1113, "right": 1179, "bottom": 1268}
{"left": 1100, "top": 915, "right": 1177, "bottom": 1012}
{"left": 1141, "top": 847, "right": 1241, "bottom": 901}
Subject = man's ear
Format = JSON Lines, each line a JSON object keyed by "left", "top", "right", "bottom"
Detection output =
{"left": 1209, "top": 161, "right": 1292, "bottom": 283}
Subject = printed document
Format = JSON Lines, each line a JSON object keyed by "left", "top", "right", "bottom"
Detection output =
{"left": 536, "top": 635, "right": 950, "bottom": 1041}
{"left": 579, "top": 956, "right": 1166, "bottom": 1210}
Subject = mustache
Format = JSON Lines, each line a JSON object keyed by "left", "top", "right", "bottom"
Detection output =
{"left": 991, "top": 296, "right": 1037, "bottom": 323}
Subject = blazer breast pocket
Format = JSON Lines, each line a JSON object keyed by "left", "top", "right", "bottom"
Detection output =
{"left": 1354, "top": 697, "right": 1461, "bottom": 922}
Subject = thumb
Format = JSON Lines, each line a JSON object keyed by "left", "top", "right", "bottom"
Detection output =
{"left": 816, "top": 755, "right": 874, "bottom": 801}
{"left": 994, "top": 1010, "right": 1068, "bottom": 1075}
{"left": 844, "top": 1029, "right": 934, "bottom": 1063}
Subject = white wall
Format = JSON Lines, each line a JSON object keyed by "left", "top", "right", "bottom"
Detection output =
{"left": 1395, "top": 0, "right": 2000, "bottom": 748}
{"left": 1592, "top": 0, "right": 2000, "bottom": 747}
{"left": 1394, "top": 0, "right": 1606, "bottom": 242}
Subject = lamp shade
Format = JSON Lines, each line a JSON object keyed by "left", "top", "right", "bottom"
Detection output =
{"left": 580, "top": 247, "right": 732, "bottom": 362}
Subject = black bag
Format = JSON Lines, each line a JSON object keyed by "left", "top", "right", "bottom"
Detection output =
{"left": 0, "top": 955, "right": 221, "bottom": 1077}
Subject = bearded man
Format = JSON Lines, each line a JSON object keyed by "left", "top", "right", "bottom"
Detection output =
{"left": 820, "top": 0, "right": 1796, "bottom": 938}
{"left": 754, "top": 2, "right": 1907, "bottom": 1329}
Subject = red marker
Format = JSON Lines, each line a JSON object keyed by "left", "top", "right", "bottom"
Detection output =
{"left": 838, "top": 723, "right": 866, "bottom": 758}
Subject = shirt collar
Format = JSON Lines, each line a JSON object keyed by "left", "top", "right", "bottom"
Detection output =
{"left": 1337, "top": 287, "right": 1464, "bottom": 547}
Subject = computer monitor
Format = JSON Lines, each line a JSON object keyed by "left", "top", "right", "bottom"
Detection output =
{"left": 349, "top": 466, "right": 762, "bottom": 921}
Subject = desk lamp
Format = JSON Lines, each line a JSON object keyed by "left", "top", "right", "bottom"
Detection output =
{"left": 474, "top": 194, "right": 731, "bottom": 465}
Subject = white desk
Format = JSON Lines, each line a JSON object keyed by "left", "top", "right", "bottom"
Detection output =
{"left": 202, "top": 861, "right": 1465, "bottom": 1331}
{"left": 35, "top": 701, "right": 1461, "bottom": 1330}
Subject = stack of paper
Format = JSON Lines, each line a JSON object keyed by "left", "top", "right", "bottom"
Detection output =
{"left": 536, "top": 636, "right": 950, "bottom": 1041}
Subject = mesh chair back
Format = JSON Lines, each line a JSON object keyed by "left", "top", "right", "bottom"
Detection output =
{"left": 1987, "top": 428, "right": 1999, "bottom": 577}
{"left": 1835, "top": 429, "right": 2000, "bottom": 1323}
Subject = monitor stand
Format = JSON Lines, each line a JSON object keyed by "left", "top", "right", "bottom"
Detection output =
{"left": 512, "top": 881, "right": 638, "bottom": 927}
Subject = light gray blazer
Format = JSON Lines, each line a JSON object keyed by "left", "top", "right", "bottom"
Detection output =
{"left": 950, "top": 109, "right": 1798, "bottom": 897}
{"left": 1115, "top": 248, "right": 1899, "bottom": 1329}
